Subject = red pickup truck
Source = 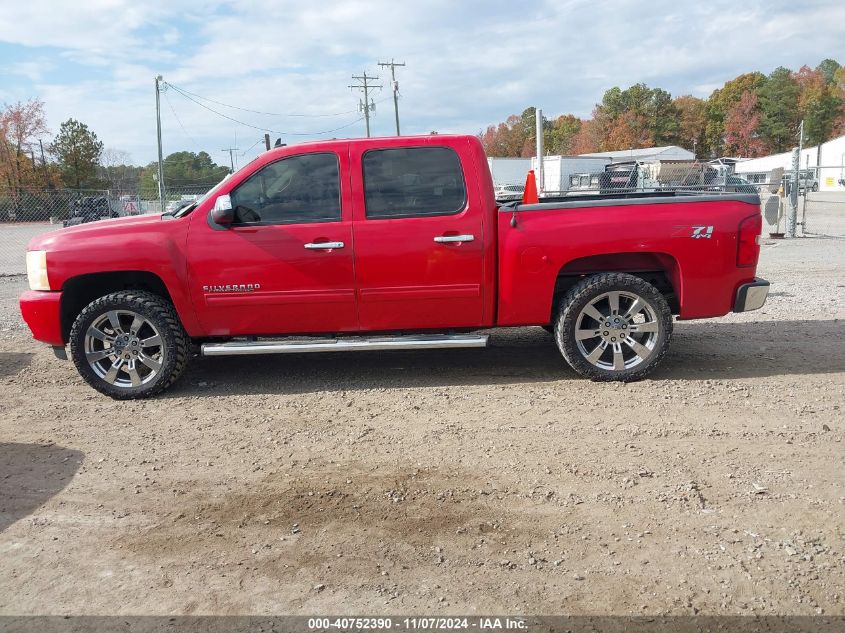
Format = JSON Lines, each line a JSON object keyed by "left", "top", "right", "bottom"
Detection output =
{"left": 20, "top": 134, "right": 768, "bottom": 399}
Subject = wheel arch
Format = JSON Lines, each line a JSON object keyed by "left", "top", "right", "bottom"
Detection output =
{"left": 60, "top": 271, "right": 175, "bottom": 342}
{"left": 554, "top": 271, "right": 674, "bottom": 382}
{"left": 550, "top": 252, "right": 681, "bottom": 322}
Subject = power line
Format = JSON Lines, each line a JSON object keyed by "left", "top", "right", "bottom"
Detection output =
{"left": 163, "top": 81, "right": 360, "bottom": 118}
{"left": 163, "top": 90, "right": 196, "bottom": 145}
{"left": 349, "top": 71, "right": 382, "bottom": 138}
{"left": 240, "top": 138, "right": 264, "bottom": 157}
{"left": 167, "top": 83, "right": 366, "bottom": 136}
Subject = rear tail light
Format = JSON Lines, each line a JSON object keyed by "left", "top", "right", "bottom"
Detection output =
{"left": 737, "top": 213, "right": 762, "bottom": 267}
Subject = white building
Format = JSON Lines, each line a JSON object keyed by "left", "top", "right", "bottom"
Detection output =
{"left": 578, "top": 145, "right": 694, "bottom": 163}
{"left": 734, "top": 133, "right": 845, "bottom": 191}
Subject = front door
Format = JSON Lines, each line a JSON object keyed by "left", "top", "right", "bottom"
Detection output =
{"left": 350, "top": 142, "right": 485, "bottom": 331}
{"left": 187, "top": 148, "right": 357, "bottom": 336}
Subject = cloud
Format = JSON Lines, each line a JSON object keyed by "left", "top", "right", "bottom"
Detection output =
{"left": 6, "top": 60, "right": 54, "bottom": 82}
{"left": 1, "top": 0, "right": 844, "bottom": 164}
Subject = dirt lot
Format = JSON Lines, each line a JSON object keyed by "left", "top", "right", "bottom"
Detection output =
{"left": 0, "top": 237, "right": 843, "bottom": 616}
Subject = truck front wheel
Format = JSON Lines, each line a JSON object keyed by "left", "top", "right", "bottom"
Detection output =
{"left": 69, "top": 290, "right": 189, "bottom": 399}
{"left": 554, "top": 273, "right": 673, "bottom": 382}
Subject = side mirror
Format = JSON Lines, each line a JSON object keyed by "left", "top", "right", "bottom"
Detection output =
{"left": 211, "top": 194, "right": 234, "bottom": 226}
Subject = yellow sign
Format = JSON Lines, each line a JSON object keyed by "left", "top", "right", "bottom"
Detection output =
{"left": 826, "top": 177, "right": 835, "bottom": 186}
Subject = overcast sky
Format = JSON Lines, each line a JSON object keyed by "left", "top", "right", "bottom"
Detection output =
{"left": 1, "top": 0, "right": 844, "bottom": 167}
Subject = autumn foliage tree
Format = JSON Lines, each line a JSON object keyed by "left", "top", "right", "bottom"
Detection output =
{"left": 594, "top": 84, "right": 679, "bottom": 150}
{"left": 723, "top": 91, "right": 766, "bottom": 157}
{"left": 569, "top": 118, "right": 602, "bottom": 154}
{"left": 480, "top": 59, "right": 845, "bottom": 161}
{"left": 702, "top": 72, "right": 767, "bottom": 156}
{"left": 546, "top": 114, "right": 582, "bottom": 155}
{"left": 479, "top": 109, "right": 586, "bottom": 157}
{"left": 794, "top": 65, "right": 843, "bottom": 146}
{"left": 673, "top": 95, "right": 707, "bottom": 156}
{"left": 0, "top": 99, "right": 59, "bottom": 195}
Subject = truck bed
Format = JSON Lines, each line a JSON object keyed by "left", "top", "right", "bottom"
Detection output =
{"left": 496, "top": 192, "right": 763, "bottom": 326}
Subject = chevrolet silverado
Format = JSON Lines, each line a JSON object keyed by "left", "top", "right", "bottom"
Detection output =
{"left": 20, "top": 134, "right": 768, "bottom": 398}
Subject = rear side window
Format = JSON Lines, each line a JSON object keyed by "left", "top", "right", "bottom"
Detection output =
{"left": 363, "top": 147, "right": 467, "bottom": 219}
{"left": 230, "top": 152, "right": 340, "bottom": 225}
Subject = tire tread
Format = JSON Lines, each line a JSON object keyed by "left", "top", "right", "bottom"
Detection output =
{"left": 69, "top": 290, "right": 188, "bottom": 399}
{"left": 554, "top": 272, "right": 673, "bottom": 382}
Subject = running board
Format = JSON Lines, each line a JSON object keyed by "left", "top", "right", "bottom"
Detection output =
{"left": 201, "top": 333, "right": 489, "bottom": 357}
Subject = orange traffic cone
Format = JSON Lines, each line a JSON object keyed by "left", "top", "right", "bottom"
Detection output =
{"left": 522, "top": 170, "right": 539, "bottom": 204}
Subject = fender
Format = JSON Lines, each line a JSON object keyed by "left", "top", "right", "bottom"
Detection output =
{"left": 28, "top": 215, "right": 201, "bottom": 336}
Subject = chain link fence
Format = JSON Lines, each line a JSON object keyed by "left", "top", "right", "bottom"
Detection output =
{"left": 802, "top": 192, "right": 845, "bottom": 238}
{"left": 0, "top": 184, "right": 216, "bottom": 275}
{"left": 512, "top": 160, "right": 763, "bottom": 200}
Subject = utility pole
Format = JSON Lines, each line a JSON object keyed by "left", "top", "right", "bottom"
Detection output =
{"left": 535, "top": 108, "right": 544, "bottom": 195}
{"left": 378, "top": 60, "right": 405, "bottom": 136}
{"left": 349, "top": 71, "right": 382, "bottom": 137}
{"left": 787, "top": 120, "right": 803, "bottom": 238}
{"left": 38, "top": 139, "right": 49, "bottom": 187}
{"left": 264, "top": 133, "right": 271, "bottom": 151}
{"left": 155, "top": 75, "right": 166, "bottom": 213}
{"left": 221, "top": 147, "right": 239, "bottom": 173}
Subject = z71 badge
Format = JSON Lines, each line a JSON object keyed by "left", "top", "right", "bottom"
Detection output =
{"left": 691, "top": 225, "right": 714, "bottom": 239}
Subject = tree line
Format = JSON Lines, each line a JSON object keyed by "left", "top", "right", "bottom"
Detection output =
{"left": 479, "top": 59, "right": 845, "bottom": 159}
{"left": 5, "top": 58, "right": 842, "bottom": 197}
{"left": 0, "top": 99, "right": 229, "bottom": 198}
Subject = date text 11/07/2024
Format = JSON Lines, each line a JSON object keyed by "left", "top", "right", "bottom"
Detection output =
{"left": 306, "top": 616, "right": 528, "bottom": 630}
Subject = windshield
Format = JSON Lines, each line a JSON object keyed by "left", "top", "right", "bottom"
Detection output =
{"left": 172, "top": 174, "right": 232, "bottom": 218}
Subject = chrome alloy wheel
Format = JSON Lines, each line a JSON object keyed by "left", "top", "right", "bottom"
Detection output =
{"left": 83, "top": 310, "right": 164, "bottom": 388}
{"left": 574, "top": 291, "right": 660, "bottom": 371}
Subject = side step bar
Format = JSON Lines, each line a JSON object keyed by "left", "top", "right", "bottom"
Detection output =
{"left": 201, "top": 333, "right": 489, "bottom": 357}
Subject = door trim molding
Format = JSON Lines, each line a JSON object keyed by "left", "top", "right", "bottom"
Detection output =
{"left": 358, "top": 284, "right": 481, "bottom": 302}
{"left": 204, "top": 289, "right": 356, "bottom": 306}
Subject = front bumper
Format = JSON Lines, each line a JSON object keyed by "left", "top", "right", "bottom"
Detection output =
{"left": 19, "top": 290, "right": 65, "bottom": 346}
{"left": 734, "top": 278, "right": 770, "bottom": 313}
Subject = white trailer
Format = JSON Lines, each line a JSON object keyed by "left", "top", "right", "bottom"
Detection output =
{"left": 530, "top": 156, "right": 611, "bottom": 193}
{"left": 487, "top": 157, "right": 532, "bottom": 187}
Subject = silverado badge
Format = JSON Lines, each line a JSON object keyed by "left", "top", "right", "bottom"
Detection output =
{"left": 203, "top": 283, "right": 261, "bottom": 293}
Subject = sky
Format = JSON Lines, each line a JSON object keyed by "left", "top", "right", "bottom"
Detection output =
{"left": 1, "top": 0, "right": 844, "bottom": 167}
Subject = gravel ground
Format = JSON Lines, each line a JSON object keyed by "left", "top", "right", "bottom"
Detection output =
{"left": 0, "top": 237, "right": 843, "bottom": 615}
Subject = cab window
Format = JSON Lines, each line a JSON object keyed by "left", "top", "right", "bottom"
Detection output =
{"left": 230, "top": 153, "right": 341, "bottom": 225}
{"left": 363, "top": 147, "right": 467, "bottom": 219}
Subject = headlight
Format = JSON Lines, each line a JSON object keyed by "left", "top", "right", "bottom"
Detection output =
{"left": 26, "top": 250, "right": 50, "bottom": 290}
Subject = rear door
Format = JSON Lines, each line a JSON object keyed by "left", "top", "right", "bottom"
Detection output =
{"left": 350, "top": 141, "right": 485, "bottom": 331}
{"left": 186, "top": 147, "right": 358, "bottom": 336}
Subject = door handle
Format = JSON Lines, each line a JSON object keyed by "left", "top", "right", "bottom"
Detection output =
{"left": 433, "top": 234, "right": 475, "bottom": 243}
{"left": 304, "top": 241, "right": 345, "bottom": 249}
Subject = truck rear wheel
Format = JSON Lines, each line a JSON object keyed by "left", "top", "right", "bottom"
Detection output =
{"left": 554, "top": 273, "right": 672, "bottom": 382}
{"left": 69, "top": 291, "right": 189, "bottom": 399}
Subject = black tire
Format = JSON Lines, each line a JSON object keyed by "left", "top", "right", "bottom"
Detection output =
{"left": 69, "top": 290, "right": 189, "bottom": 399}
{"left": 554, "top": 273, "right": 672, "bottom": 382}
